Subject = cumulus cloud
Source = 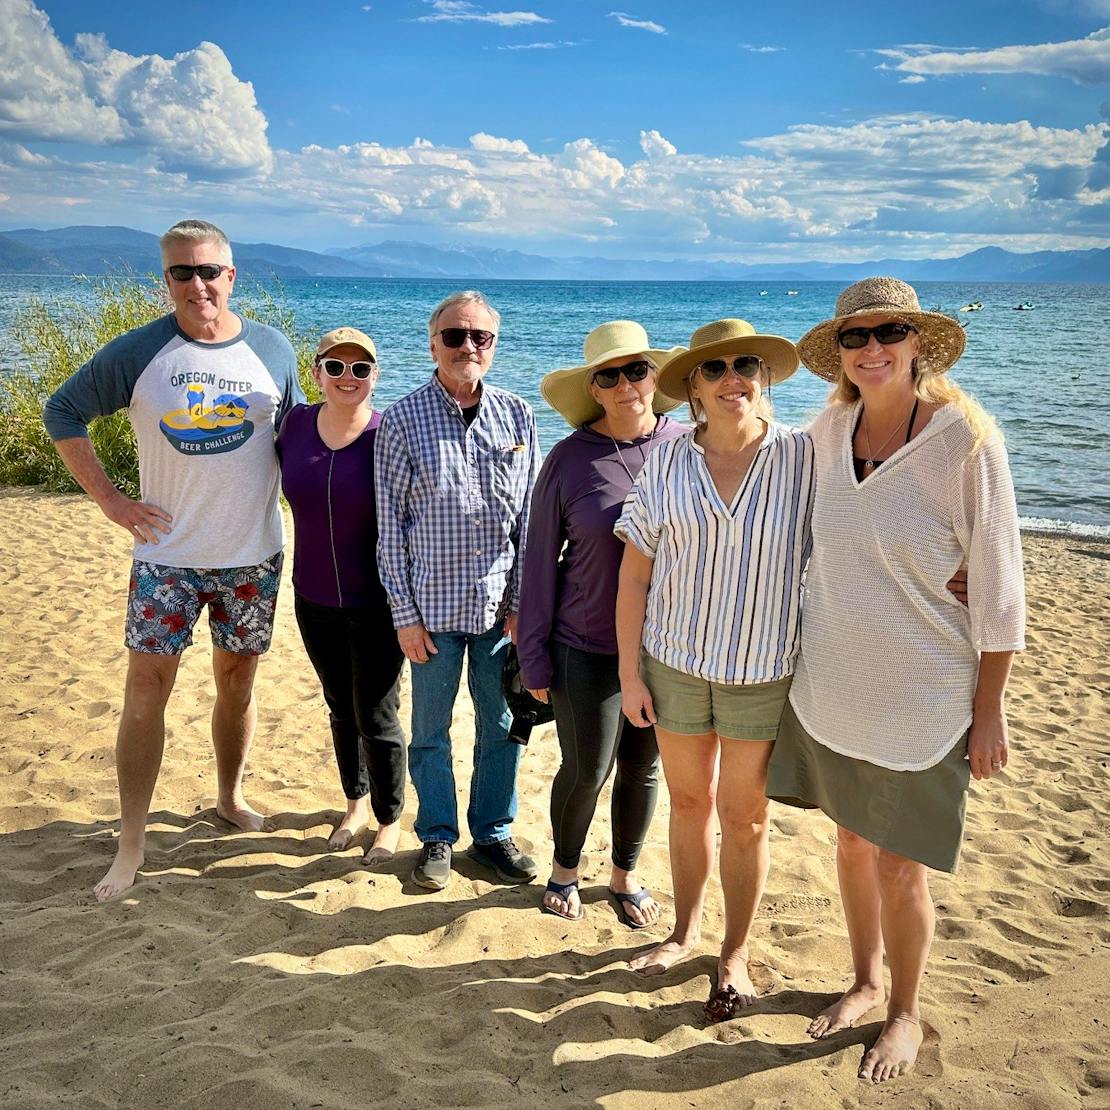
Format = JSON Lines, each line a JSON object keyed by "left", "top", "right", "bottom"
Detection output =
{"left": 0, "top": 0, "right": 271, "bottom": 176}
{"left": 416, "top": 0, "right": 551, "bottom": 26}
{"left": 609, "top": 11, "right": 667, "bottom": 34}
{"left": 899, "top": 74, "right": 926, "bottom": 84}
{"left": 469, "top": 132, "right": 531, "bottom": 154}
{"left": 640, "top": 129, "right": 676, "bottom": 159}
{"left": 879, "top": 26, "right": 1110, "bottom": 85}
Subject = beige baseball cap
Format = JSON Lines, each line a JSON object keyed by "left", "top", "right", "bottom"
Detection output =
{"left": 315, "top": 326, "right": 378, "bottom": 361}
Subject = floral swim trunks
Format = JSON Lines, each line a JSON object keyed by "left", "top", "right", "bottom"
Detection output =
{"left": 124, "top": 552, "right": 284, "bottom": 656}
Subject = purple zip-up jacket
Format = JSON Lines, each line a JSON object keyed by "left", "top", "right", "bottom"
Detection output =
{"left": 517, "top": 415, "right": 688, "bottom": 690}
{"left": 277, "top": 403, "right": 389, "bottom": 610}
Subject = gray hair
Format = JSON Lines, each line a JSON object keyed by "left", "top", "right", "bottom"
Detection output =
{"left": 427, "top": 290, "right": 501, "bottom": 339}
{"left": 159, "top": 219, "right": 233, "bottom": 266}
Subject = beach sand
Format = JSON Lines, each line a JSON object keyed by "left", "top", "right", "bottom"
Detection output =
{"left": 0, "top": 484, "right": 1107, "bottom": 1109}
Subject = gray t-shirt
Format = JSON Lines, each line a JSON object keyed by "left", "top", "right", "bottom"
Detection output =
{"left": 44, "top": 313, "right": 303, "bottom": 569}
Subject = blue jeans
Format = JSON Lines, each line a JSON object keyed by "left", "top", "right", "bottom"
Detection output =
{"left": 408, "top": 624, "right": 520, "bottom": 845}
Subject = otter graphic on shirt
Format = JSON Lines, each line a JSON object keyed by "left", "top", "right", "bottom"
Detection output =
{"left": 159, "top": 381, "right": 255, "bottom": 454}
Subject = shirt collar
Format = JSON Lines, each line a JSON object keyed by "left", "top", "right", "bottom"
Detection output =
{"left": 430, "top": 370, "right": 484, "bottom": 418}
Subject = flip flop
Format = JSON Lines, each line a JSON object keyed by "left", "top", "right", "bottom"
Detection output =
{"left": 541, "top": 877, "right": 584, "bottom": 921}
{"left": 608, "top": 887, "right": 656, "bottom": 930}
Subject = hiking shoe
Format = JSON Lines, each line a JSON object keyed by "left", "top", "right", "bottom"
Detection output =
{"left": 412, "top": 841, "right": 452, "bottom": 890}
{"left": 467, "top": 838, "right": 538, "bottom": 884}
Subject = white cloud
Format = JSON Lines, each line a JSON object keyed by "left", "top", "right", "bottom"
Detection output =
{"left": 0, "top": 1, "right": 272, "bottom": 176}
{"left": 899, "top": 74, "right": 926, "bottom": 84}
{"left": 739, "top": 43, "right": 784, "bottom": 53}
{"left": 416, "top": 0, "right": 551, "bottom": 26}
{"left": 880, "top": 26, "right": 1110, "bottom": 85}
{"left": 470, "top": 132, "right": 531, "bottom": 153}
{"left": 497, "top": 39, "right": 580, "bottom": 49}
{"left": 640, "top": 129, "right": 676, "bottom": 159}
{"left": 609, "top": 11, "right": 667, "bottom": 34}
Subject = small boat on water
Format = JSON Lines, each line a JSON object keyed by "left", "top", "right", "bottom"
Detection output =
{"left": 959, "top": 301, "right": 984, "bottom": 312}
{"left": 759, "top": 290, "right": 768, "bottom": 296}
{"left": 1013, "top": 302, "right": 1035, "bottom": 311}
{"left": 786, "top": 290, "right": 799, "bottom": 296}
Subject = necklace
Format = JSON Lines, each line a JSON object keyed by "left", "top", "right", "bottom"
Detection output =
{"left": 860, "top": 400, "right": 916, "bottom": 476}
{"left": 608, "top": 418, "right": 658, "bottom": 483}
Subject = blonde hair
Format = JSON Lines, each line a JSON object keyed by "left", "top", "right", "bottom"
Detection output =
{"left": 831, "top": 339, "right": 999, "bottom": 456}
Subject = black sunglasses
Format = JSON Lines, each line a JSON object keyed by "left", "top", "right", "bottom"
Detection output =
{"left": 436, "top": 327, "right": 496, "bottom": 350}
{"left": 319, "top": 357, "right": 376, "bottom": 379}
{"left": 696, "top": 355, "right": 764, "bottom": 382}
{"left": 166, "top": 263, "right": 230, "bottom": 282}
{"left": 591, "top": 360, "right": 653, "bottom": 389}
{"left": 837, "top": 322, "right": 916, "bottom": 349}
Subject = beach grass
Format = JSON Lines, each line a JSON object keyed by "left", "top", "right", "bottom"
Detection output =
{"left": 0, "top": 275, "right": 318, "bottom": 496}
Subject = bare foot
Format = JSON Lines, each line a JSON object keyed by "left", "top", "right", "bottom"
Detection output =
{"left": 717, "top": 952, "right": 759, "bottom": 1007}
{"left": 216, "top": 800, "right": 266, "bottom": 832}
{"left": 629, "top": 934, "right": 699, "bottom": 974}
{"left": 808, "top": 981, "right": 885, "bottom": 1039}
{"left": 362, "top": 820, "right": 402, "bottom": 865}
{"left": 93, "top": 847, "right": 144, "bottom": 902}
{"left": 329, "top": 799, "right": 369, "bottom": 851}
{"left": 858, "top": 1013, "right": 923, "bottom": 1083}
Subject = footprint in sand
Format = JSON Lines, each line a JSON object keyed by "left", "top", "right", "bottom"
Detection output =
{"left": 86, "top": 701, "right": 111, "bottom": 719}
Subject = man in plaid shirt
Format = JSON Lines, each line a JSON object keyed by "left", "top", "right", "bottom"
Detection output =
{"left": 375, "top": 291, "right": 541, "bottom": 891}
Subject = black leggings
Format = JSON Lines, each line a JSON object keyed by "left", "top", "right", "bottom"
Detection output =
{"left": 549, "top": 642, "right": 660, "bottom": 872}
{"left": 294, "top": 594, "right": 406, "bottom": 824}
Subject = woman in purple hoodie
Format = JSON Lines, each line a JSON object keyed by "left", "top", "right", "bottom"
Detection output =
{"left": 276, "top": 327, "right": 406, "bottom": 865}
{"left": 517, "top": 321, "right": 687, "bottom": 925}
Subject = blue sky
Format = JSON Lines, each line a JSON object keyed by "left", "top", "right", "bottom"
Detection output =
{"left": 1, "top": 0, "right": 1109, "bottom": 260}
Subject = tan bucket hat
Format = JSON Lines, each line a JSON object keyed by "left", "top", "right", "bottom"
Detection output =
{"left": 796, "top": 277, "right": 966, "bottom": 382}
{"left": 315, "top": 326, "right": 378, "bottom": 362}
{"left": 657, "top": 318, "right": 799, "bottom": 401}
{"left": 541, "top": 320, "right": 686, "bottom": 428}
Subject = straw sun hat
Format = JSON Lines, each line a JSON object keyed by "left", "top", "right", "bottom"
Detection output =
{"left": 541, "top": 321, "right": 686, "bottom": 428}
{"left": 657, "top": 318, "right": 799, "bottom": 401}
{"left": 796, "top": 276, "right": 966, "bottom": 382}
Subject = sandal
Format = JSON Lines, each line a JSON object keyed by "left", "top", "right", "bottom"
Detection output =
{"left": 541, "top": 877, "right": 584, "bottom": 921}
{"left": 608, "top": 887, "right": 657, "bottom": 930}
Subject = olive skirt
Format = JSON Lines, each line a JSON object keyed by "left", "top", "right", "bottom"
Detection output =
{"left": 766, "top": 700, "right": 970, "bottom": 873}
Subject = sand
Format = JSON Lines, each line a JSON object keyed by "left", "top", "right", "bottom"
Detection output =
{"left": 0, "top": 484, "right": 1107, "bottom": 1109}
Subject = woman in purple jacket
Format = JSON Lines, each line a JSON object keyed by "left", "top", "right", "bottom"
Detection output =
{"left": 518, "top": 321, "right": 686, "bottom": 924}
{"left": 276, "top": 327, "right": 406, "bottom": 864}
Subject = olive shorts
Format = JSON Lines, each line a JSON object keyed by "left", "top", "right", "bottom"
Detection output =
{"left": 640, "top": 652, "right": 793, "bottom": 741}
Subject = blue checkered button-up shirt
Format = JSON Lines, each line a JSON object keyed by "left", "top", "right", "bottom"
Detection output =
{"left": 375, "top": 374, "right": 540, "bottom": 634}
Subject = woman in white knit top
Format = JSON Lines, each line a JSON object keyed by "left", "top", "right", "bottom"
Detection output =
{"left": 766, "top": 278, "right": 1025, "bottom": 1084}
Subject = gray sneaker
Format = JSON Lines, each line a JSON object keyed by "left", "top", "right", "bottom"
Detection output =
{"left": 467, "top": 838, "right": 538, "bottom": 884}
{"left": 412, "top": 841, "right": 452, "bottom": 890}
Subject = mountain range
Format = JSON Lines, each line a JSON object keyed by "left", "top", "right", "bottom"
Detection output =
{"left": 1, "top": 225, "right": 1108, "bottom": 283}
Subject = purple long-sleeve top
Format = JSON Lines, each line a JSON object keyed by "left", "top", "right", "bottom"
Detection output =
{"left": 517, "top": 415, "right": 688, "bottom": 689}
{"left": 276, "top": 403, "right": 389, "bottom": 610}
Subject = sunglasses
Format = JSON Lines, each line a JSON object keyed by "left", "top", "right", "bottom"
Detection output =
{"left": 591, "top": 360, "right": 653, "bottom": 389}
{"left": 696, "top": 355, "right": 764, "bottom": 382}
{"left": 318, "top": 357, "right": 376, "bottom": 379}
{"left": 165, "top": 263, "right": 230, "bottom": 282}
{"left": 436, "top": 327, "right": 496, "bottom": 350}
{"left": 837, "top": 322, "right": 916, "bottom": 349}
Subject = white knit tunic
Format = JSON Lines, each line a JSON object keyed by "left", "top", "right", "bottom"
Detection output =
{"left": 789, "top": 401, "right": 1026, "bottom": 771}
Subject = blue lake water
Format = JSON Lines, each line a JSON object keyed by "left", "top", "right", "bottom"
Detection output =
{"left": 2, "top": 274, "right": 1107, "bottom": 534}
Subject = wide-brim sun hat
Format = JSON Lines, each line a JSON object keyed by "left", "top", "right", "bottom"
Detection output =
{"left": 316, "top": 326, "right": 378, "bottom": 362}
{"left": 541, "top": 320, "right": 686, "bottom": 428}
{"left": 796, "top": 276, "right": 966, "bottom": 382}
{"left": 657, "top": 318, "right": 799, "bottom": 401}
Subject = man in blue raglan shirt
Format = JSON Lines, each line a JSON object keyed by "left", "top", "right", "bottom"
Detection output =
{"left": 44, "top": 219, "right": 304, "bottom": 902}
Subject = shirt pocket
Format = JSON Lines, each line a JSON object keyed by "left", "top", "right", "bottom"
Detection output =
{"left": 486, "top": 445, "right": 528, "bottom": 511}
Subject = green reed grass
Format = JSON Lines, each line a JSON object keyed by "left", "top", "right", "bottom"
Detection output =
{"left": 0, "top": 274, "right": 317, "bottom": 497}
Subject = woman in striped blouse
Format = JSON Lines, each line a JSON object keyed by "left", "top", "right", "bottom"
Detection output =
{"left": 615, "top": 319, "right": 815, "bottom": 1021}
